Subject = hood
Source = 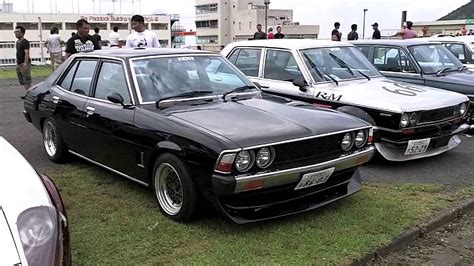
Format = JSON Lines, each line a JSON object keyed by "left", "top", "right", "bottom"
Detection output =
{"left": 336, "top": 77, "right": 468, "bottom": 113}
{"left": 0, "top": 138, "right": 51, "bottom": 224}
{"left": 424, "top": 71, "right": 474, "bottom": 95}
{"left": 164, "top": 98, "right": 368, "bottom": 148}
{"left": 0, "top": 208, "right": 21, "bottom": 265}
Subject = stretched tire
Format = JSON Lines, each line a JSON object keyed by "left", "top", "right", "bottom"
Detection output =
{"left": 42, "top": 118, "right": 68, "bottom": 163}
{"left": 152, "top": 153, "right": 199, "bottom": 222}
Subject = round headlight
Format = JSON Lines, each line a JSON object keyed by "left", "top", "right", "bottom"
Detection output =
{"left": 460, "top": 103, "right": 467, "bottom": 116}
{"left": 235, "top": 150, "right": 254, "bottom": 172}
{"left": 256, "top": 147, "right": 274, "bottom": 169}
{"left": 341, "top": 133, "right": 354, "bottom": 151}
{"left": 17, "top": 206, "right": 57, "bottom": 247}
{"left": 409, "top": 112, "right": 419, "bottom": 126}
{"left": 355, "top": 130, "right": 367, "bottom": 148}
{"left": 400, "top": 113, "right": 410, "bottom": 128}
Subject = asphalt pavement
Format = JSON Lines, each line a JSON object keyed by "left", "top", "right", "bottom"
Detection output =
{"left": 1, "top": 78, "right": 473, "bottom": 191}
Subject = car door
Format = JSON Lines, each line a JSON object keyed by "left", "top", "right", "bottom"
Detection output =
{"left": 258, "top": 48, "right": 313, "bottom": 100}
{"left": 82, "top": 59, "right": 137, "bottom": 177}
{"left": 226, "top": 47, "right": 263, "bottom": 84}
{"left": 52, "top": 59, "right": 98, "bottom": 155}
{"left": 372, "top": 46, "right": 425, "bottom": 85}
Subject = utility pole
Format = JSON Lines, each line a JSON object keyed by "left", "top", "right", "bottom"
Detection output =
{"left": 38, "top": 16, "right": 44, "bottom": 64}
{"left": 264, "top": 0, "right": 270, "bottom": 35}
{"left": 363, "top": 9, "right": 368, "bottom": 39}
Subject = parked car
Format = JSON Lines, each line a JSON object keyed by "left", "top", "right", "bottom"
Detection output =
{"left": 353, "top": 39, "right": 474, "bottom": 124}
{"left": 23, "top": 48, "right": 374, "bottom": 224}
{"left": 221, "top": 39, "right": 470, "bottom": 161}
{"left": 427, "top": 37, "right": 474, "bottom": 70}
{"left": 0, "top": 137, "right": 70, "bottom": 266}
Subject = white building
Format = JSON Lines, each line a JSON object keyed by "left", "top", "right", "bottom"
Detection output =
{"left": 195, "top": 0, "right": 319, "bottom": 50}
{"left": 0, "top": 13, "right": 174, "bottom": 65}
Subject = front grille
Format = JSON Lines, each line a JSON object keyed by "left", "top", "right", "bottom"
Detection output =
{"left": 419, "top": 107, "right": 455, "bottom": 124}
{"left": 272, "top": 133, "right": 345, "bottom": 166}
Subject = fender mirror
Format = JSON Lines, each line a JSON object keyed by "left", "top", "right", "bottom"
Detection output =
{"left": 293, "top": 77, "right": 308, "bottom": 92}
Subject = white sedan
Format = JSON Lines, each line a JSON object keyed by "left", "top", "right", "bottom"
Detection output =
{"left": 0, "top": 137, "right": 70, "bottom": 265}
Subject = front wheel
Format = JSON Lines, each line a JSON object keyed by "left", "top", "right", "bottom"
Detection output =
{"left": 42, "top": 118, "right": 68, "bottom": 163}
{"left": 152, "top": 153, "right": 199, "bottom": 222}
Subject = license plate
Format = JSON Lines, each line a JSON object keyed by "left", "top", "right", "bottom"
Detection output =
{"left": 404, "top": 138, "right": 431, "bottom": 155}
{"left": 294, "top": 168, "right": 335, "bottom": 190}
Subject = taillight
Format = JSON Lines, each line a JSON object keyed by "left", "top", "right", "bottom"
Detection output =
{"left": 216, "top": 153, "right": 236, "bottom": 173}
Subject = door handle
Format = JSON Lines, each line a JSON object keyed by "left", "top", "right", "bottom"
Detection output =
{"left": 52, "top": 96, "right": 59, "bottom": 104}
{"left": 260, "top": 84, "right": 270, "bottom": 89}
{"left": 86, "top": 106, "right": 95, "bottom": 116}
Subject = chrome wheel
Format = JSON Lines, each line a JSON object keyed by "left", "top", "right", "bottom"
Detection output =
{"left": 43, "top": 121, "right": 57, "bottom": 157}
{"left": 155, "top": 163, "right": 183, "bottom": 215}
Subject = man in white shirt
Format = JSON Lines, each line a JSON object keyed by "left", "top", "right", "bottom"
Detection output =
{"left": 126, "top": 15, "right": 161, "bottom": 48}
{"left": 45, "top": 27, "right": 63, "bottom": 70}
{"left": 108, "top": 26, "right": 121, "bottom": 48}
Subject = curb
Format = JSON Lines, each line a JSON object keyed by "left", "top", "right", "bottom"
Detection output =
{"left": 351, "top": 198, "right": 474, "bottom": 266}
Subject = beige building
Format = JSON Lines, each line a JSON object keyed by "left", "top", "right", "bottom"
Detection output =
{"left": 412, "top": 19, "right": 474, "bottom": 37}
{"left": 195, "top": 0, "right": 319, "bottom": 50}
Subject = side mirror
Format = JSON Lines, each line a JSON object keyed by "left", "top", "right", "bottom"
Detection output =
{"left": 253, "top": 81, "right": 262, "bottom": 89}
{"left": 292, "top": 77, "right": 308, "bottom": 92}
{"left": 107, "top": 92, "right": 124, "bottom": 105}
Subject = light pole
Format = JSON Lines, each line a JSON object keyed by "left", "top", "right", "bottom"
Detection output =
{"left": 264, "top": 0, "right": 270, "bottom": 35}
{"left": 363, "top": 9, "right": 368, "bottom": 39}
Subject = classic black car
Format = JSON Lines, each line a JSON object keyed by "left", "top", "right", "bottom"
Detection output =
{"left": 23, "top": 48, "right": 374, "bottom": 224}
{"left": 353, "top": 39, "right": 474, "bottom": 124}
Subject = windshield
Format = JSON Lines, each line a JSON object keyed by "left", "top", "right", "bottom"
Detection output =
{"left": 408, "top": 44, "right": 463, "bottom": 74}
{"left": 131, "top": 55, "right": 256, "bottom": 103}
{"left": 300, "top": 46, "right": 381, "bottom": 82}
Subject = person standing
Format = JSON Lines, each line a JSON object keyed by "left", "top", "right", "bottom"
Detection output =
{"left": 14, "top": 26, "right": 31, "bottom": 90}
{"left": 372, "top": 22, "right": 381, "bottom": 39}
{"left": 274, "top": 26, "right": 285, "bottom": 39}
{"left": 331, "top": 22, "right": 342, "bottom": 41}
{"left": 93, "top": 27, "right": 102, "bottom": 47}
{"left": 108, "top": 26, "right": 120, "bottom": 48}
{"left": 65, "top": 19, "right": 100, "bottom": 59}
{"left": 126, "top": 15, "right": 161, "bottom": 48}
{"left": 45, "top": 27, "right": 62, "bottom": 70}
{"left": 253, "top": 24, "right": 267, "bottom": 40}
{"left": 267, "top": 27, "right": 275, "bottom": 39}
{"left": 347, "top": 24, "right": 359, "bottom": 40}
{"left": 401, "top": 21, "right": 417, "bottom": 39}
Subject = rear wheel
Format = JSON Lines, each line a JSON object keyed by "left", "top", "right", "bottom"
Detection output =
{"left": 42, "top": 118, "right": 68, "bottom": 163}
{"left": 152, "top": 153, "right": 199, "bottom": 222}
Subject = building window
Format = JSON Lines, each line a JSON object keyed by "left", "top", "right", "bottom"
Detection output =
{"left": 196, "top": 35, "right": 218, "bottom": 44}
{"left": 16, "top": 23, "right": 38, "bottom": 30}
{"left": 110, "top": 23, "right": 128, "bottom": 30}
{"left": 41, "top": 23, "right": 62, "bottom": 30}
{"left": 151, "top": 23, "right": 168, "bottom": 30}
{"left": 196, "top": 3, "right": 218, "bottom": 14}
{"left": 196, "top": 20, "right": 218, "bottom": 29}
{"left": 0, "top": 22, "right": 13, "bottom": 30}
{"left": 89, "top": 23, "right": 107, "bottom": 31}
{"left": 65, "top": 23, "right": 76, "bottom": 30}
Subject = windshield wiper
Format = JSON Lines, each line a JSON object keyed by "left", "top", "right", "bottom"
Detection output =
{"left": 458, "top": 65, "right": 468, "bottom": 72}
{"left": 329, "top": 53, "right": 371, "bottom": 81}
{"left": 156, "top": 90, "right": 214, "bottom": 106}
{"left": 221, "top": 85, "right": 257, "bottom": 101}
{"left": 302, "top": 53, "right": 339, "bottom": 86}
{"left": 436, "top": 67, "right": 452, "bottom": 76}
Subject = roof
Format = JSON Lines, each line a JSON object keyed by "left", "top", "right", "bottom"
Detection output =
{"left": 83, "top": 48, "right": 214, "bottom": 59}
{"left": 352, "top": 39, "right": 440, "bottom": 47}
{"left": 438, "top": 1, "right": 474, "bottom": 20}
{"left": 224, "top": 39, "right": 354, "bottom": 50}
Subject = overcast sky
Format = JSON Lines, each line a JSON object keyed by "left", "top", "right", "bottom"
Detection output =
{"left": 10, "top": 0, "right": 471, "bottom": 37}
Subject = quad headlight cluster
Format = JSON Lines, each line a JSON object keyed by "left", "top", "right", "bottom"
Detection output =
{"left": 341, "top": 129, "right": 370, "bottom": 151}
{"left": 399, "top": 112, "right": 420, "bottom": 128}
{"left": 216, "top": 147, "right": 275, "bottom": 173}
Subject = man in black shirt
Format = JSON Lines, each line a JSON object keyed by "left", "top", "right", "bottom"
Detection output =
{"left": 253, "top": 24, "right": 267, "bottom": 40}
{"left": 347, "top": 24, "right": 359, "bottom": 40}
{"left": 65, "top": 19, "right": 100, "bottom": 59}
{"left": 372, "top": 22, "right": 381, "bottom": 39}
{"left": 93, "top": 27, "right": 102, "bottom": 47}
{"left": 14, "top": 26, "right": 31, "bottom": 90}
{"left": 274, "top": 26, "right": 285, "bottom": 39}
{"left": 331, "top": 22, "right": 342, "bottom": 41}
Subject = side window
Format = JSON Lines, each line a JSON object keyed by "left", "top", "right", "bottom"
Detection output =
{"left": 233, "top": 48, "right": 261, "bottom": 77}
{"left": 95, "top": 62, "right": 131, "bottom": 104}
{"left": 373, "top": 47, "right": 402, "bottom": 72}
{"left": 227, "top": 48, "right": 240, "bottom": 64}
{"left": 356, "top": 46, "right": 371, "bottom": 58}
{"left": 264, "top": 49, "right": 303, "bottom": 82}
{"left": 58, "top": 61, "right": 79, "bottom": 90}
{"left": 70, "top": 60, "right": 98, "bottom": 96}
{"left": 399, "top": 49, "right": 416, "bottom": 73}
{"left": 444, "top": 43, "right": 466, "bottom": 63}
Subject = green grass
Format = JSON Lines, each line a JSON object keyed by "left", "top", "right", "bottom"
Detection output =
{"left": 0, "top": 65, "right": 52, "bottom": 80}
{"left": 44, "top": 163, "right": 465, "bottom": 265}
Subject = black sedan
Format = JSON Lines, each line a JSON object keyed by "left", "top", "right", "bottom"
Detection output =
{"left": 23, "top": 48, "right": 374, "bottom": 224}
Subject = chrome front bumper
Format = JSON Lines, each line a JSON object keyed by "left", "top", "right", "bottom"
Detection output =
{"left": 223, "top": 146, "right": 375, "bottom": 193}
{"left": 375, "top": 123, "right": 469, "bottom": 161}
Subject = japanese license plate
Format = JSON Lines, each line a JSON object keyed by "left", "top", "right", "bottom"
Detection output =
{"left": 294, "top": 168, "right": 335, "bottom": 190}
{"left": 404, "top": 138, "right": 431, "bottom": 155}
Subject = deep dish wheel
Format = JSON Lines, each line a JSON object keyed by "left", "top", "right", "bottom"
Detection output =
{"left": 42, "top": 118, "right": 68, "bottom": 163}
{"left": 152, "top": 153, "right": 199, "bottom": 222}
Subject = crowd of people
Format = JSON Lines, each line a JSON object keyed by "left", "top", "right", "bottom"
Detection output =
{"left": 330, "top": 20, "right": 420, "bottom": 41}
